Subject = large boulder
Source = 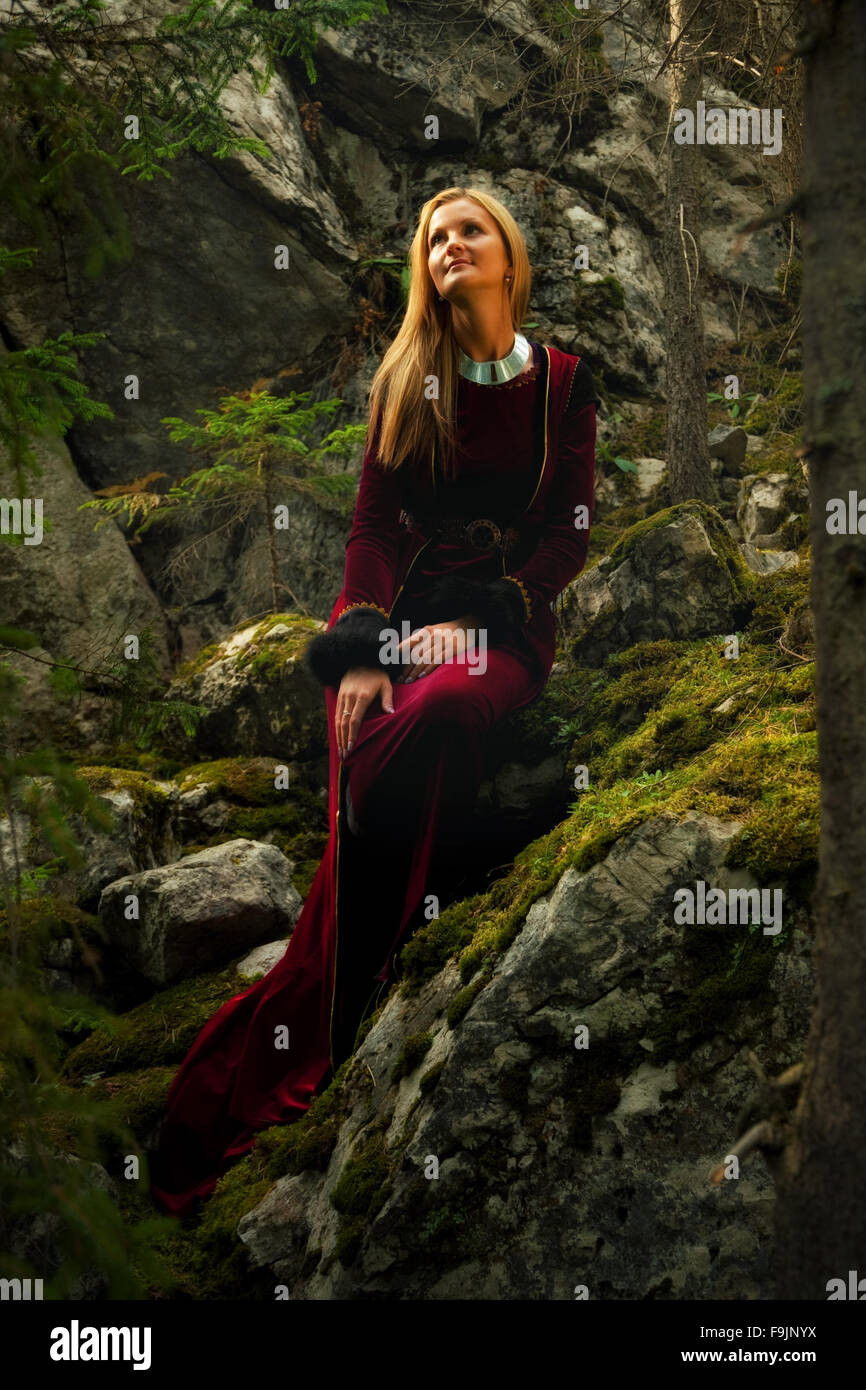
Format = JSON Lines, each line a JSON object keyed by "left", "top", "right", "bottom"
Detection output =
{"left": 161, "top": 615, "right": 328, "bottom": 762}
{"left": 236, "top": 811, "right": 811, "bottom": 1299}
{"left": 563, "top": 503, "right": 754, "bottom": 667}
{"left": 0, "top": 425, "right": 172, "bottom": 754}
{"left": 98, "top": 838, "right": 302, "bottom": 986}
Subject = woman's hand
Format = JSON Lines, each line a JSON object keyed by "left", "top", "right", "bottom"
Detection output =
{"left": 336, "top": 666, "right": 395, "bottom": 759}
{"left": 396, "top": 615, "right": 478, "bottom": 683}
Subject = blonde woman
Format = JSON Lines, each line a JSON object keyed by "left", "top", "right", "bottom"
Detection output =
{"left": 152, "top": 186, "right": 599, "bottom": 1218}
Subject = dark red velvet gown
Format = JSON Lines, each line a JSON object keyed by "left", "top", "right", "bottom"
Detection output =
{"left": 150, "top": 341, "right": 598, "bottom": 1217}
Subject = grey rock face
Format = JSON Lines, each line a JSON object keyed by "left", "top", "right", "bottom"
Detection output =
{"left": 236, "top": 811, "right": 809, "bottom": 1299}
{"left": 163, "top": 617, "right": 328, "bottom": 761}
{"left": 564, "top": 506, "right": 752, "bottom": 666}
{"left": 708, "top": 424, "right": 748, "bottom": 475}
{"left": 737, "top": 472, "right": 806, "bottom": 548}
{"left": 0, "top": 426, "right": 171, "bottom": 753}
{"left": 98, "top": 838, "right": 302, "bottom": 985}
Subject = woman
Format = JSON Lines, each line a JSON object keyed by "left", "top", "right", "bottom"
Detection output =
{"left": 150, "top": 186, "right": 599, "bottom": 1219}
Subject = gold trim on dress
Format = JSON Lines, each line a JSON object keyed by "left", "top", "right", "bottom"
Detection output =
{"left": 521, "top": 345, "right": 551, "bottom": 516}
{"left": 501, "top": 575, "right": 532, "bottom": 622}
{"left": 335, "top": 600, "right": 390, "bottom": 621}
{"left": 330, "top": 759, "right": 344, "bottom": 1070}
{"left": 386, "top": 536, "right": 434, "bottom": 620}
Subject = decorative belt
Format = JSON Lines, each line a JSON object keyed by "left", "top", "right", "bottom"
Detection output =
{"left": 399, "top": 509, "right": 521, "bottom": 554}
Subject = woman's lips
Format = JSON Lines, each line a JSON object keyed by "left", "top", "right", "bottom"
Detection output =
{"left": 447, "top": 261, "right": 470, "bottom": 271}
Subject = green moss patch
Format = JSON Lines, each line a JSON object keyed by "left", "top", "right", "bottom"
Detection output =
{"left": 390, "top": 1031, "right": 433, "bottom": 1084}
{"left": 330, "top": 1130, "right": 392, "bottom": 1266}
{"left": 173, "top": 613, "right": 319, "bottom": 684}
{"left": 645, "top": 914, "right": 781, "bottom": 1066}
{"left": 62, "top": 965, "right": 243, "bottom": 1079}
{"left": 398, "top": 557, "right": 816, "bottom": 997}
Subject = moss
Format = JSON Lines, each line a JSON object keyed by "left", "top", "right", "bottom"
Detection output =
{"left": 390, "top": 1030, "right": 434, "bottom": 1084}
{"left": 62, "top": 964, "right": 243, "bottom": 1078}
{"left": 0, "top": 893, "right": 102, "bottom": 947}
{"left": 593, "top": 275, "right": 625, "bottom": 311}
{"left": 743, "top": 373, "right": 803, "bottom": 436}
{"left": 747, "top": 564, "right": 811, "bottom": 644}
{"left": 171, "top": 757, "right": 328, "bottom": 880}
{"left": 135, "top": 1058, "right": 358, "bottom": 1300}
{"left": 172, "top": 614, "right": 319, "bottom": 684}
{"left": 175, "top": 756, "right": 295, "bottom": 804}
{"left": 330, "top": 1131, "right": 392, "bottom": 1266}
{"left": 53, "top": 767, "right": 171, "bottom": 853}
{"left": 446, "top": 977, "right": 487, "bottom": 1027}
{"left": 585, "top": 500, "right": 647, "bottom": 570}
{"left": 395, "top": 550, "right": 816, "bottom": 998}
{"left": 646, "top": 914, "right": 781, "bottom": 1066}
{"left": 83, "top": 1065, "right": 176, "bottom": 1136}
{"left": 608, "top": 501, "right": 756, "bottom": 607}
{"left": 252, "top": 1059, "right": 361, "bottom": 1182}
{"left": 419, "top": 1059, "right": 445, "bottom": 1095}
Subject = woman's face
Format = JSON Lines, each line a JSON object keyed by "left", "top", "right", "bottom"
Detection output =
{"left": 426, "top": 198, "right": 512, "bottom": 306}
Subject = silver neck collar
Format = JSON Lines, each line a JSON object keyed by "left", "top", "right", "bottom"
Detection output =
{"left": 457, "top": 332, "right": 531, "bottom": 384}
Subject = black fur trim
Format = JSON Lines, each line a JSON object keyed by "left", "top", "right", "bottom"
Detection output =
{"left": 420, "top": 574, "right": 528, "bottom": 644}
{"left": 303, "top": 607, "right": 390, "bottom": 688}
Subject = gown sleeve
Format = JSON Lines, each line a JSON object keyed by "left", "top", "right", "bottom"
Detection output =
{"left": 303, "top": 411, "right": 404, "bottom": 688}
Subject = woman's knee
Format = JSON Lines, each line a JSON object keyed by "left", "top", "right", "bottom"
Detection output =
{"left": 412, "top": 665, "right": 495, "bottom": 734}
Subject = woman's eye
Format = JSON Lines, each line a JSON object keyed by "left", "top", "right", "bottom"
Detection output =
{"left": 432, "top": 224, "right": 481, "bottom": 246}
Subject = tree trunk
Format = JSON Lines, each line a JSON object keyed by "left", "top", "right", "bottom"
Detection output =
{"left": 774, "top": 0, "right": 866, "bottom": 1299}
{"left": 663, "top": 0, "right": 713, "bottom": 502}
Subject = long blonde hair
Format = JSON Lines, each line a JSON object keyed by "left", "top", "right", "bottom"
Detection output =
{"left": 365, "top": 186, "right": 531, "bottom": 481}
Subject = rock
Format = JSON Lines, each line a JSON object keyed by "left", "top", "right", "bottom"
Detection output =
{"left": 634, "top": 457, "right": 667, "bottom": 498}
{"left": 563, "top": 503, "right": 753, "bottom": 667}
{"left": 163, "top": 615, "right": 328, "bottom": 760}
{"left": 708, "top": 424, "right": 748, "bottom": 475}
{"left": 741, "top": 545, "right": 800, "bottom": 576}
{"left": 737, "top": 472, "right": 806, "bottom": 546}
{"left": 484, "top": 756, "right": 565, "bottom": 817}
{"left": 236, "top": 938, "right": 291, "bottom": 980}
{"left": 236, "top": 811, "right": 811, "bottom": 1299}
{"left": 98, "top": 838, "right": 302, "bottom": 985}
{"left": 781, "top": 602, "right": 814, "bottom": 655}
{"left": 0, "top": 424, "right": 172, "bottom": 754}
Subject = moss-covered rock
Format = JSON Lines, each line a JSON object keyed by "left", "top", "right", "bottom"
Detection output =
{"left": 159, "top": 614, "right": 327, "bottom": 762}
{"left": 62, "top": 964, "right": 244, "bottom": 1078}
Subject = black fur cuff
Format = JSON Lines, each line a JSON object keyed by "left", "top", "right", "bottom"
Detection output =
{"left": 420, "top": 574, "right": 529, "bottom": 644}
{"left": 303, "top": 607, "right": 390, "bottom": 688}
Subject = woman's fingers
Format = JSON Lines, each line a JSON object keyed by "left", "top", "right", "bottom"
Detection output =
{"left": 398, "top": 626, "right": 435, "bottom": 682}
{"left": 345, "top": 692, "right": 370, "bottom": 752}
{"left": 337, "top": 693, "right": 355, "bottom": 758}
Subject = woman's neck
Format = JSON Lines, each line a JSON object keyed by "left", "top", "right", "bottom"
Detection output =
{"left": 449, "top": 302, "right": 516, "bottom": 363}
